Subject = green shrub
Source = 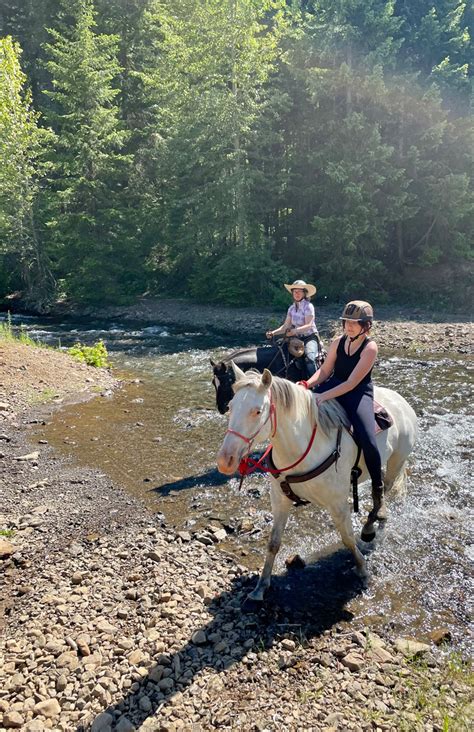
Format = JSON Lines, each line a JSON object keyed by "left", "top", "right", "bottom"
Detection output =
{"left": 68, "top": 340, "right": 110, "bottom": 368}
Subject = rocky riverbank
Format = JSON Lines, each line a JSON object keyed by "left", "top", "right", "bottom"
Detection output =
{"left": 1, "top": 337, "right": 473, "bottom": 731}
{"left": 90, "top": 299, "right": 473, "bottom": 355}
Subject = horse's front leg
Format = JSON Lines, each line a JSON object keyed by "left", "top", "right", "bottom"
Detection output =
{"left": 330, "top": 504, "right": 368, "bottom": 582}
{"left": 247, "top": 486, "right": 292, "bottom": 602}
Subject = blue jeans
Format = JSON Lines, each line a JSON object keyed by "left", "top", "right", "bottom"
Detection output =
{"left": 302, "top": 335, "right": 319, "bottom": 378}
{"left": 315, "top": 376, "right": 382, "bottom": 487}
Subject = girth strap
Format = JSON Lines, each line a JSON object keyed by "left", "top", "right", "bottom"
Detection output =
{"left": 350, "top": 445, "right": 362, "bottom": 513}
{"left": 266, "top": 427, "right": 343, "bottom": 507}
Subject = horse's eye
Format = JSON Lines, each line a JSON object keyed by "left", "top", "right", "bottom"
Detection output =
{"left": 255, "top": 409, "right": 261, "bottom": 416}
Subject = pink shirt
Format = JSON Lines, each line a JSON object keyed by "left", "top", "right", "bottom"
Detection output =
{"left": 287, "top": 300, "right": 317, "bottom": 336}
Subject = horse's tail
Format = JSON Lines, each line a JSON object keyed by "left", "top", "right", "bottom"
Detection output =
{"left": 385, "top": 459, "right": 408, "bottom": 496}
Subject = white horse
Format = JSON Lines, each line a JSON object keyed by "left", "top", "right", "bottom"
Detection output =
{"left": 216, "top": 365, "right": 418, "bottom": 601}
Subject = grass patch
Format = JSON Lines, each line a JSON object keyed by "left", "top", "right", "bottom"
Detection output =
{"left": 396, "top": 652, "right": 474, "bottom": 730}
{"left": 0, "top": 528, "right": 14, "bottom": 538}
{"left": 27, "top": 387, "right": 58, "bottom": 405}
{"left": 0, "top": 312, "right": 37, "bottom": 346}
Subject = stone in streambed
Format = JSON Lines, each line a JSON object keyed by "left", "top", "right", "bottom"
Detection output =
{"left": 2, "top": 711, "right": 25, "bottom": 728}
{"left": 0, "top": 539, "right": 14, "bottom": 558}
{"left": 33, "top": 698, "right": 61, "bottom": 719}
{"left": 394, "top": 638, "right": 431, "bottom": 657}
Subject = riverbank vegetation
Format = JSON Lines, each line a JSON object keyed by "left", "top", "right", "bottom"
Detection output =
{"left": 0, "top": 1, "right": 472, "bottom": 311}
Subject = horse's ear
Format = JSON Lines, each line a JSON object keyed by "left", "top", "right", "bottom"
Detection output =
{"left": 231, "top": 360, "right": 245, "bottom": 381}
{"left": 261, "top": 369, "right": 273, "bottom": 390}
{"left": 210, "top": 358, "right": 216, "bottom": 368}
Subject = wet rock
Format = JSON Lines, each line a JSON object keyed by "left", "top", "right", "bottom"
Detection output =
{"left": 429, "top": 628, "right": 452, "bottom": 645}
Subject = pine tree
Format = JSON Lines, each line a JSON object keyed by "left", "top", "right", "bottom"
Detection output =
{"left": 44, "top": 0, "right": 141, "bottom": 303}
{"left": 0, "top": 36, "right": 54, "bottom": 308}
{"left": 136, "top": 0, "right": 288, "bottom": 302}
{"left": 0, "top": 0, "right": 60, "bottom": 109}
{"left": 394, "top": 1, "right": 471, "bottom": 114}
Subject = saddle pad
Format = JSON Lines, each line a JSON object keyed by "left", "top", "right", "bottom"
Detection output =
{"left": 346, "top": 400, "right": 393, "bottom": 436}
{"left": 374, "top": 400, "right": 393, "bottom": 433}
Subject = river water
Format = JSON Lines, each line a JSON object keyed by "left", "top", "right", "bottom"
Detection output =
{"left": 6, "top": 313, "right": 474, "bottom": 651}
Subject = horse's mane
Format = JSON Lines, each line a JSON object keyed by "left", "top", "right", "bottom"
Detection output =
{"left": 233, "top": 370, "right": 350, "bottom": 435}
{"left": 318, "top": 398, "right": 350, "bottom": 435}
{"left": 222, "top": 347, "right": 256, "bottom": 363}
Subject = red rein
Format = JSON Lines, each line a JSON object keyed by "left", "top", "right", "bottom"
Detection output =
{"left": 238, "top": 425, "right": 317, "bottom": 477}
{"left": 224, "top": 390, "right": 317, "bottom": 477}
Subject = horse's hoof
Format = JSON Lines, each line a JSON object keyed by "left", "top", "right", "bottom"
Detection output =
{"left": 361, "top": 528, "right": 376, "bottom": 542}
{"left": 247, "top": 590, "right": 264, "bottom": 603}
{"left": 243, "top": 596, "right": 264, "bottom": 614}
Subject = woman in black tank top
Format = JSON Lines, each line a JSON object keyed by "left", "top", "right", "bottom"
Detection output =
{"left": 301, "top": 300, "right": 383, "bottom": 493}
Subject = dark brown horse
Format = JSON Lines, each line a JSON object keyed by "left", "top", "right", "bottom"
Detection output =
{"left": 211, "top": 338, "right": 325, "bottom": 414}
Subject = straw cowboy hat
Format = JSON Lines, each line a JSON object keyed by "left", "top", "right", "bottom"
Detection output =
{"left": 284, "top": 279, "right": 317, "bottom": 298}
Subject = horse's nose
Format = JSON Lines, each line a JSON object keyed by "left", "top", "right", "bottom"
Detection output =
{"left": 217, "top": 448, "right": 238, "bottom": 475}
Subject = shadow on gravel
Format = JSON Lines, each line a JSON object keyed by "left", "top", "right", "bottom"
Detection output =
{"left": 150, "top": 468, "right": 230, "bottom": 496}
{"left": 82, "top": 548, "right": 364, "bottom": 731}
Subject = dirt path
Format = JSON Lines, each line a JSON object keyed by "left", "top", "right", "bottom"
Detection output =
{"left": 0, "top": 334, "right": 472, "bottom": 731}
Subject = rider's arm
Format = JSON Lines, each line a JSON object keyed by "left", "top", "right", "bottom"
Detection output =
{"left": 316, "top": 341, "right": 378, "bottom": 402}
{"left": 267, "top": 314, "right": 291, "bottom": 338}
{"left": 306, "top": 336, "right": 339, "bottom": 388}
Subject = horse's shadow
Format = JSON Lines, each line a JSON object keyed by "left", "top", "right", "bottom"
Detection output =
{"left": 149, "top": 468, "right": 230, "bottom": 496}
{"left": 149, "top": 455, "right": 265, "bottom": 496}
{"left": 80, "top": 548, "right": 365, "bottom": 731}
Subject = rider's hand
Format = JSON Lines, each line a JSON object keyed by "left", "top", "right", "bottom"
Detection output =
{"left": 297, "top": 380, "right": 309, "bottom": 389}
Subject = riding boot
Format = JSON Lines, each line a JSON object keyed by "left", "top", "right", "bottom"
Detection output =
{"left": 304, "top": 358, "right": 316, "bottom": 379}
{"left": 361, "top": 481, "right": 386, "bottom": 542}
{"left": 370, "top": 483, "right": 387, "bottom": 521}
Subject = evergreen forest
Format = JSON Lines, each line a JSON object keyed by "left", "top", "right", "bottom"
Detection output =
{"left": 0, "top": 0, "right": 472, "bottom": 311}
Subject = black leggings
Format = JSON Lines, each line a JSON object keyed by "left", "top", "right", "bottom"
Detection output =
{"left": 315, "top": 377, "right": 382, "bottom": 487}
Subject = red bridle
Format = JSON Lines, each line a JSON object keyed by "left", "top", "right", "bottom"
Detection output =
{"left": 224, "top": 389, "right": 318, "bottom": 477}
{"left": 225, "top": 391, "right": 277, "bottom": 446}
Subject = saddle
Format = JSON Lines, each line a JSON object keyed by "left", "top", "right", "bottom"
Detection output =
{"left": 287, "top": 337, "right": 305, "bottom": 358}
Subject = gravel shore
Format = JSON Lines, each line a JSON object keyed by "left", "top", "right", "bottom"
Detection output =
{"left": 1, "top": 335, "right": 473, "bottom": 731}
{"left": 93, "top": 299, "right": 473, "bottom": 354}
